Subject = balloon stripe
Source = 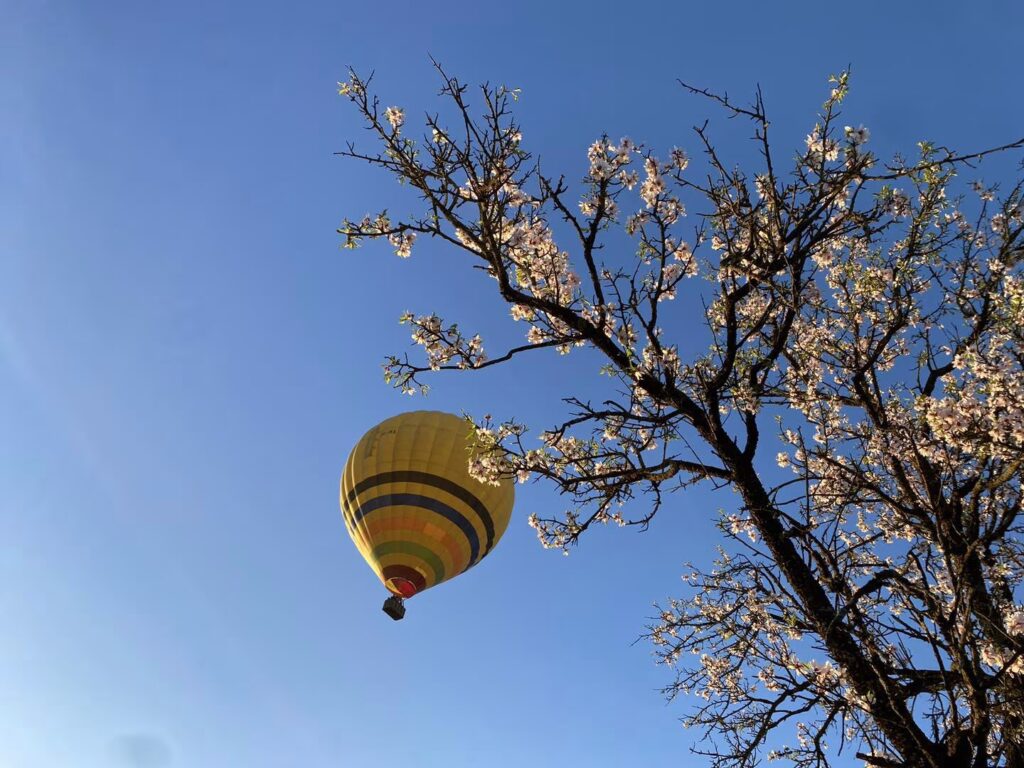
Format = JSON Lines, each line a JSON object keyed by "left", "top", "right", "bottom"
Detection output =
{"left": 349, "top": 493, "right": 481, "bottom": 565}
{"left": 341, "top": 502, "right": 374, "bottom": 558}
{"left": 372, "top": 540, "right": 446, "bottom": 584}
{"left": 381, "top": 564, "right": 426, "bottom": 595}
{"left": 361, "top": 520, "right": 466, "bottom": 578}
{"left": 345, "top": 470, "right": 496, "bottom": 552}
{"left": 346, "top": 497, "right": 474, "bottom": 574}
{"left": 377, "top": 551, "right": 437, "bottom": 591}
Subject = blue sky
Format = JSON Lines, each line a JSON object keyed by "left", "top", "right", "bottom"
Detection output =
{"left": 3, "top": 1, "right": 1023, "bottom": 766}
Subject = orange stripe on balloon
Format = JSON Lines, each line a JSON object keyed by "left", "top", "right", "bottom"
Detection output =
{"left": 361, "top": 517, "right": 470, "bottom": 576}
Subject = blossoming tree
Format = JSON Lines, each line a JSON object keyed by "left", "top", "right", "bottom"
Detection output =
{"left": 337, "top": 65, "right": 1024, "bottom": 768}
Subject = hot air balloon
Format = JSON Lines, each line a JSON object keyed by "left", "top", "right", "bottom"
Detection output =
{"left": 341, "top": 411, "right": 514, "bottom": 620}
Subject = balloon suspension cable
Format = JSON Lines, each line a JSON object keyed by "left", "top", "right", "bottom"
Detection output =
{"left": 382, "top": 595, "right": 406, "bottom": 621}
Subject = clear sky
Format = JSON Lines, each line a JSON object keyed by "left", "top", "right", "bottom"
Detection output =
{"left": 3, "top": 1, "right": 1023, "bottom": 766}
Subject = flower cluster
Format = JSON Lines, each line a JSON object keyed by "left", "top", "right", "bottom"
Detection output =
{"left": 387, "top": 231, "right": 415, "bottom": 258}
{"left": 381, "top": 313, "right": 488, "bottom": 393}
{"left": 805, "top": 125, "right": 840, "bottom": 162}
{"left": 383, "top": 106, "right": 404, "bottom": 131}
{"left": 844, "top": 124, "right": 870, "bottom": 146}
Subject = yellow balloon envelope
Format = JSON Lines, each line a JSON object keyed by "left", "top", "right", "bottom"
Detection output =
{"left": 341, "top": 411, "right": 514, "bottom": 617}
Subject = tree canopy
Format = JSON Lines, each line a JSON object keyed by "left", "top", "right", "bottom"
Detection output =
{"left": 337, "top": 65, "right": 1024, "bottom": 768}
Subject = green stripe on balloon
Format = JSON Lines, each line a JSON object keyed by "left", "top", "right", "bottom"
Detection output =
{"left": 372, "top": 539, "right": 447, "bottom": 584}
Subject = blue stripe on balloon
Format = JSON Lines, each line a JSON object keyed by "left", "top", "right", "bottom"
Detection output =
{"left": 345, "top": 471, "right": 496, "bottom": 553}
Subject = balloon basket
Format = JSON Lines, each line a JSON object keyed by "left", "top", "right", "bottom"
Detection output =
{"left": 382, "top": 595, "right": 406, "bottom": 621}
